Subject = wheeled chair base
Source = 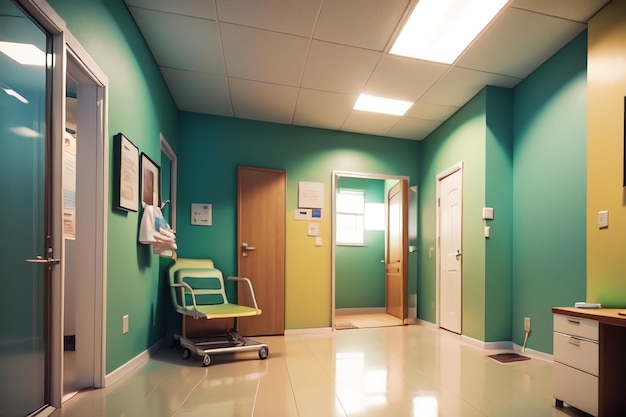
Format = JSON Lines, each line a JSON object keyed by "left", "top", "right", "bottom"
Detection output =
{"left": 173, "top": 330, "right": 269, "bottom": 366}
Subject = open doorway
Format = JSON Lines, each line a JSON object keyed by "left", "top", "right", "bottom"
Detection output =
{"left": 331, "top": 171, "right": 415, "bottom": 330}
{"left": 62, "top": 47, "right": 107, "bottom": 401}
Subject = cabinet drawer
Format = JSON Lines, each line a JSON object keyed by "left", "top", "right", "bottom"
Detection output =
{"left": 553, "top": 314, "right": 598, "bottom": 341}
{"left": 553, "top": 362, "right": 598, "bottom": 416}
{"left": 553, "top": 332, "right": 598, "bottom": 375}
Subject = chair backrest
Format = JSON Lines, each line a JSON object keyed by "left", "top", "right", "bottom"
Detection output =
{"left": 168, "top": 258, "right": 230, "bottom": 312}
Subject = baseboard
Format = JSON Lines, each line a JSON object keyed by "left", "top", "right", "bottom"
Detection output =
{"left": 335, "top": 307, "right": 386, "bottom": 315}
{"left": 414, "top": 318, "right": 438, "bottom": 328}
{"left": 104, "top": 338, "right": 163, "bottom": 387}
{"left": 284, "top": 327, "right": 332, "bottom": 336}
{"left": 461, "top": 335, "right": 514, "bottom": 350}
{"left": 513, "top": 343, "right": 554, "bottom": 362}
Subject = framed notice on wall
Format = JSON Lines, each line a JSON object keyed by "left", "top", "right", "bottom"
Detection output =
{"left": 114, "top": 133, "right": 139, "bottom": 212}
{"left": 141, "top": 153, "right": 160, "bottom": 207}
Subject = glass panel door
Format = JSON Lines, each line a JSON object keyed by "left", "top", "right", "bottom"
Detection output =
{"left": 0, "top": 1, "right": 51, "bottom": 415}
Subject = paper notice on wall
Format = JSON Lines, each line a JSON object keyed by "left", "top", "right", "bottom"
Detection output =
{"left": 63, "top": 130, "right": 77, "bottom": 240}
{"left": 298, "top": 181, "right": 324, "bottom": 209}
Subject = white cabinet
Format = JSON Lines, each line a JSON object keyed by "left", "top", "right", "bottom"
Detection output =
{"left": 553, "top": 313, "right": 599, "bottom": 416}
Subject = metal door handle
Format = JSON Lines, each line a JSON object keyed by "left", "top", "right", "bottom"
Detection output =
{"left": 26, "top": 255, "right": 60, "bottom": 265}
{"left": 242, "top": 242, "right": 256, "bottom": 257}
{"left": 456, "top": 250, "right": 462, "bottom": 260}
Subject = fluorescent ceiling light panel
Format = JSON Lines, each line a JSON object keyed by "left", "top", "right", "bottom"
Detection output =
{"left": 0, "top": 41, "right": 46, "bottom": 66}
{"left": 354, "top": 94, "right": 413, "bottom": 116}
{"left": 390, "top": 0, "right": 508, "bottom": 64}
{"left": 3, "top": 88, "right": 29, "bottom": 104}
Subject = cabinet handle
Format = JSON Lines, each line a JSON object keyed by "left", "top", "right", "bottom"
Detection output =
{"left": 568, "top": 337, "right": 581, "bottom": 347}
{"left": 567, "top": 319, "right": 580, "bottom": 325}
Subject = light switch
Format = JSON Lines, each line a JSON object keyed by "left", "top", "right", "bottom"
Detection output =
{"left": 598, "top": 210, "right": 608, "bottom": 229}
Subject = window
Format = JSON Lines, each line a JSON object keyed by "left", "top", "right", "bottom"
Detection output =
{"left": 336, "top": 189, "right": 365, "bottom": 245}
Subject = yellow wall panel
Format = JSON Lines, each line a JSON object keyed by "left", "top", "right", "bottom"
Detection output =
{"left": 587, "top": 1, "right": 626, "bottom": 306}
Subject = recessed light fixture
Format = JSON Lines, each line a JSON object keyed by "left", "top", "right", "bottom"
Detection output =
{"left": 0, "top": 41, "right": 46, "bottom": 66}
{"left": 390, "top": 0, "right": 509, "bottom": 64}
{"left": 353, "top": 94, "right": 413, "bottom": 116}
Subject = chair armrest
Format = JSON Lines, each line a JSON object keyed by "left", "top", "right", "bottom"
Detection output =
{"left": 227, "top": 276, "right": 260, "bottom": 311}
{"left": 170, "top": 282, "right": 198, "bottom": 309}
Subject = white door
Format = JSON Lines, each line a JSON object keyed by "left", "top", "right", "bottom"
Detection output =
{"left": 439, "top": 168, "right": 462, "bottom": 334}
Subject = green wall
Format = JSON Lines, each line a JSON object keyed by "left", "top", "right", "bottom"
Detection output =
{"left": 511, "top": 32, "right": 587, "bottom": 352}
{"left": 418, "top": 91, "right": 488, "bottom": 340}
{"left": 176, "top": 113, "right": 420, "bottom": 329}
{"left": 418, "top": 32, "right": 587, "bottom": 351}
{"left": 335, "top": 177, "right": 385, "bottom": 309}
{"left": 485, "top": 87, "right": 514, "bottom": 343}
{"left": 48, "top": 0, "right": 180, "bottom": 372}
{"left": 40, "top": 0, "right": 589, "bottom": 376}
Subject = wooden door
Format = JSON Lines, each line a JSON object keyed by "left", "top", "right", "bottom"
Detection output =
{"left": 385, "top": 180, "right": 408, "bottom": 321}
{"left": 237, "top": 166, "right": 286, "bottom": 336}
{"left": 439, "top": 169, "right": 463, "bottom": 334}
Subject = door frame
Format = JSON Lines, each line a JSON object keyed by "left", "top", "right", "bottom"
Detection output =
{"left": 331, "top": 170, "right": 410, "bottom": 328}
{"left": 18, "top": 0, "right": 109, "bottom": 408}
{"left": 435, "top": 161, "right": 463, "bottom": 330}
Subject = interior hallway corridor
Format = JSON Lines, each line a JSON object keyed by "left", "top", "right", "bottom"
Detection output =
{"left": 51, "top": 324, "right": 587, "bottom": 417}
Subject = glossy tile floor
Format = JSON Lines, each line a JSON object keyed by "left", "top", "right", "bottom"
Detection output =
{"left": 334, "top": 313, "right": 403, "bottom": 329}
{"left": 51, "top": 324, "right": 589, "bottom": 417}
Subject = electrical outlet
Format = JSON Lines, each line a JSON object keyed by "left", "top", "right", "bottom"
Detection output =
{"left": 524, "top": 317, "right": 531, "bottom": 332}
{"left": 123, "top": 315, "right": 129, "bottom": 334}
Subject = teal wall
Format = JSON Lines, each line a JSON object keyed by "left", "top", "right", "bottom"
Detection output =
{"left": 511, "top": 33, "right": 587, "bottom": 353}
{"left": 175, "top": 113, "right": 420, "bottom": 274}
{"left": 38, "top": 0, "right": 589, "bottom": 375}
{"left": 418, "top": 91, "right": 488, "bottom": 340}
{"left": 418, "top": 32, "right": 587, "bottom": 351}
{"left": 48, "top": 0, "right": 180, "bottom": 372}
{"left": 485, "top": 87, "right": 514, "bottom": 343}
{"left": 335, "top": 177, "right": 385, "bottom": 309}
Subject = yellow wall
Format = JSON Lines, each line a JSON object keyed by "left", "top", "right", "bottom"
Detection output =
{"left": 587, "top": 1, "right": 626, "bottom": 306}
{"left": 285, "top": 197, "right": 332, "bottom": 329}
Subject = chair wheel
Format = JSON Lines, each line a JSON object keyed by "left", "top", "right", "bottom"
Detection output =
{"left": 202, "top": 354, "right": 211, "bottom": 366}
{"left": 182, "top": 348, "right": 191, "bottom": 360}
{"left": 259, "top": 346, "right": 269, "bottom": 360}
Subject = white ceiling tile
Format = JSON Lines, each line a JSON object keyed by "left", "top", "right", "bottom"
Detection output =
{"left": 221, "top": 23, "right": 309, "bottom": 86}
{"left": 341, "top": 111, "right": 401, "bottom": 137}
{"left": 124, "top": 0, "right": 216, "bottom": 20}
{"left": 293, "top": 89, "right": 356, "bottom": 130}
{"left": 511, "top": 0, "right": 610, "bottom": 23}
{"left": 421, "top": 68, "right": 521, "bottom": 107}
{"left": 216, "top": 0, "right": 321, "bottom": 37}
{"left": 364, "top": 55, "right": 448, "bottom": 102}
{"left": 387, "top": 118, "right": 442, "bottom": 141}
{"left": 125, "top": 0, "right": 610, "bottom": 138}
{"left": 314, "top": 0, "right": 410, "bottom": 51}
{"left": 229, "top": 78, "right": 299, "bottom": 125}
{"left": 301, "top": 41, "right": 381, "bottom": 94}
{"left": 407, "top": 102, "right": 459, "bottom": 122}
{"left": 128, "top": 7, "right": 222, "bottom": 74}
{"left": 459, "top": 8, "right": 586, "bottom": 79}
{"left": 160, "top": 67, "right": 232, "bottom": 116}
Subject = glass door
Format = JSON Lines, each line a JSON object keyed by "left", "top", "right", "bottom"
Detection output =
{"left": 0, "top": 1, "right": 52, "bottom": 415}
